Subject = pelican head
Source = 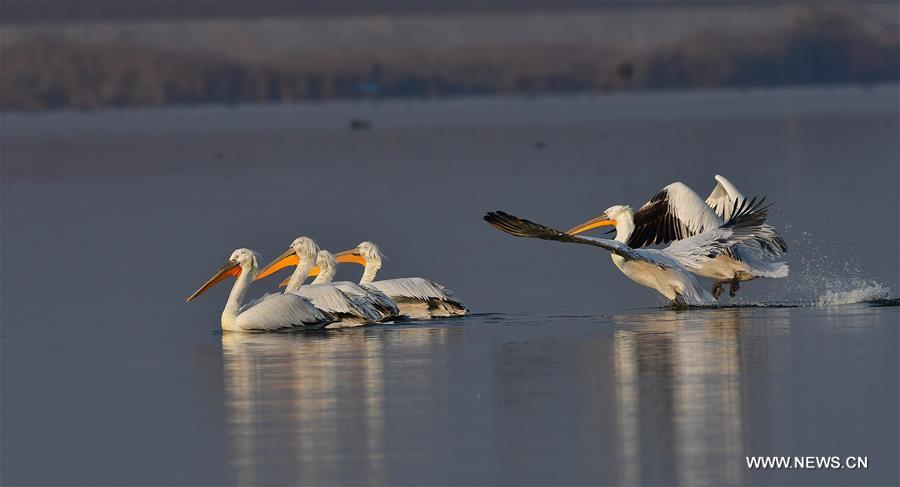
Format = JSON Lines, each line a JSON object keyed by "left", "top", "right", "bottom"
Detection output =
{"left": 566, "top": 205, "right": 633, "bottom": 236}
{"left": 334, "top": 240, "right": 383, "bottom": 268}
{"left": 312, "top": 250, "right": 338, "bottom": 280}
{"left": 255, "top": 236, "right": 320, "bottom": 281}
{"left": 186, "top": 248, "right": 259, "bottom": 302}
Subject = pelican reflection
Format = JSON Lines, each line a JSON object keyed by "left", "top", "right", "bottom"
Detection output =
{"left": 609, "top": 308, "right": 792, "bottom": 486}
{"left": 221, "top": 331, "right": 385, "bottom": 487}
{"left": 220, "top": 325, "right": 461, "bottom": 486}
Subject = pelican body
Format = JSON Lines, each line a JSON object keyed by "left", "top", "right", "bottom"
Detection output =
{"left": 186, "top": 248, "right": 333, "bottom": 332}
{"left": 255, "top": 237, "right": 386, "bottom": 327}
{"left": 305, "top": 250, "right": 401, "bottom": 321}
{"left": 334, "top": 242, "right": 468, "bottom": 319}
{"left": 567, "top": 175, "right": 788, "bottom": 298}
{"left": 485, "top": 197, "right": 771, "bottom": 306}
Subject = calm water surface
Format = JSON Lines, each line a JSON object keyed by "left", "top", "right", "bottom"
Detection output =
{"left": 2, "top": 87, "right": 898, "bottom": 486}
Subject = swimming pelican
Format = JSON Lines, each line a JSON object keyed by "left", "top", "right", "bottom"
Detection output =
{"left": 254, "top": 237, "right": 384, "bottom": 327}
{"left": 333, "top": 241, "right": 468, "bottom": 319}
{"left": 567, "top": 176, "right": 787, "bottom": 298}
{"left": 485, "top": 197, "right": 771, "bottom": 306}
{"left": 276, "top": 250, "right": 401, "bottom": 321}
{"left": 186, "top": 248, "right": 333, "bottom": 332}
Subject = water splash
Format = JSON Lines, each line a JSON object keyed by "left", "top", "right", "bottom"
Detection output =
{"left": 781, "top": 229, "right": 895, "bottom": 306}
{"left": 815, "top": 281, "right": 891, "bottom": 306}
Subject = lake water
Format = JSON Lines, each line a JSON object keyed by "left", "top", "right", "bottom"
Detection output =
{"left": 2, "top": 86, "right": 898, "bottom": 486}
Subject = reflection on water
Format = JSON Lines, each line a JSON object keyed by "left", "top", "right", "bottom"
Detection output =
{"left": 609, "top": 309, "right": 791, "bottom": 486}
{"left": 211, "top": 307, "right": 896, "bottom": 486}
{"left": 222, "top": 332, "right": 381, "bottom": 486}
{"left": 220, "top": 326, "right": 459, "bottom": 486}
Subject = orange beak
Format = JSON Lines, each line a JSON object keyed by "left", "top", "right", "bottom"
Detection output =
{"left": 334, "top": 248, "right": 367, "bottom": 267}
{"left": 277, "top": 265, "right": 321, "bottom": 288}
{"left": 186, "top": 260, "right": 241, "bottom": 302}
{"left": 566, "top": 215, "right": 617, "bottom": 235}
{"left": 254, "top": 248, "right": 298, "bottom": 281}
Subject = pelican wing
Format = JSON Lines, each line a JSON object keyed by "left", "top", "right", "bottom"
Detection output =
{"left": 485, "top": 210, "right": 643, "bottom": 260}
{"left": 332, "top": 281, "right": 400, "bottom": 319}
{"left": 628, "top": 182, "right": 723, "bottom": 248}
{"left": 705, "top": 175, "right": 787, "bottom": 256}
{"left": 705, "top": 174, "right": 746, "bottom": 220}
{"left": 296, "top": 284, "right": 382, "bottom": 322}
{"left": 665, "top": 196, "right": 771, "bottom": 269}
{"left": 235, "top": 293, "right": 333, "bottom": 331}
{"left": 369, "top": 278, "right": 459, "bottom": 304}
{"left": 361, "top": 285, "right": 400, "bottom": 315}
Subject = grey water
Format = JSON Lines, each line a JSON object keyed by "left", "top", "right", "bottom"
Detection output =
{"left": 2, "top": 86, "right": 898, "bottom": 486}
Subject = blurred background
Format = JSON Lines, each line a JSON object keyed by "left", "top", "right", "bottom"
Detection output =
{"left": 2, "top": 0, "right": 897, "bottom": 111}
{"left": 2, "top": 2, "right": 898, "bottom": 486}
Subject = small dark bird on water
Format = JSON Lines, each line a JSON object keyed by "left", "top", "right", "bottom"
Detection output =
{"left": 349, "top": 117, "right": 372, "bottom": 130}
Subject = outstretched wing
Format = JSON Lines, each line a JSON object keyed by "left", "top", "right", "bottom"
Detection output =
{"left": 628, "top": 182, "right": 723, "bottom": 248}
{"left": 665, "top": 196, "right": 771, "bottom": 269}
{"left": 705, "top": 174, "right": 746, "bottom": 220}
{"left": 485, "top": 210, "right": 642, "bottom": 260}
{"left": 705, "top": 175, "right": 787, "bottom": 256}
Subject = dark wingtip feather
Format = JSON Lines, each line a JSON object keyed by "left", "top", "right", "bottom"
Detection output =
{"left": 724, "top": 195, "right": 771, "bottom": 230}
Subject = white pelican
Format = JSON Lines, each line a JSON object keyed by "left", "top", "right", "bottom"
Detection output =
{"left": 275, "top": 250, "right": 401, "bottom": 321}
{"left": 186, "top": 248, "right": 333, "bottom": 332}
{"left": 567, "top": 176, "right": 787, "bottom": 298}
{"left": 484, "top": 197, "right": 771, "bottom": 306}
{"left": 254, "top": 237, "right": 384, "bottom": 327}
{"left": 333, "top": 241, "right": 468, "bottom": 319}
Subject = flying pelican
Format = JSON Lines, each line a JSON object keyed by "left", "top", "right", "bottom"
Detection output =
{"left": 333, "top": 241, "right": 468, "bottom": 319}
{"left": 276, "top": 250, "right": 401, "bottom": 322}
{"left": 255, "top": 237, "right": 384, "bottom": 327}
{"left": 186, "top": 248, "right": 333, "bottom": 332}
{"left": 567, "top": 176, "right": 787, "bottom": 298}
{"left": 484, "top": 197, "right": 771, "bottom": 306}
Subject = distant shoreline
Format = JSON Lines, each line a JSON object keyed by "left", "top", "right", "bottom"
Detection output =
{"left": 2, "top": 8, "right": 896, "bottom": 112}
{"left": 3, "top": 84, "right": 894, "bottom": 125}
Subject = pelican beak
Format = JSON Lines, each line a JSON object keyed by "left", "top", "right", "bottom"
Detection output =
{"left": 277, "top": 265, "right": 321, "bottom": 289}
{"left": 186, "top": 259, "right": 241, "bottom": 302}
{"left": 334, "top": 248, "right": 367, "bottom": 267}
{"left": 566, "top": 215, "right": 617, "bottom": 235}
{"left": 255, "top": 248, "right": 298, "bottom": 281}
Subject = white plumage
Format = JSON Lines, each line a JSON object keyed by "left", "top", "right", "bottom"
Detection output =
{"left": 307, "top": 250, "right": 399, "bottom": 323}
{"left": 235, "top": 293, "right": 333, "bottom": 332}
{"left": 335, "top": 241, "right": 468, "bottom": 319}
{"left": 186, "top": 248, "right": 332, "bottom": 332}
{"left": 571, "top": 175, "right": 788, "bottom": 298}
{"left": 295, "top": 283, "right": 383, "bottom": 327}
{"left": 255, "top": 238, "right": 383, "bottom": 328}
{"left": 485, "top": 199, "right": 771, "bottom": 306}
{"left": 706, "top": 174, "right": 745, "bottom": 221}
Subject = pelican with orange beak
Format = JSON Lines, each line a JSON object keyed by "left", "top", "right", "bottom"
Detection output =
{"left": 485, "top": 197, "right": 773, "bottom": 306}
{"left": 567, "top": 177, "right": 787, "bottom": 298}
{"left": 274, "top": 250, "right": 401, "bottom": 321}
{"left": 186, "top": 248, "right": 333, "bottom": 332}
{"left": 254, "top": 237, "right": 385, "bottom": 327}
{"left": 333, "top": 241, "right": 468, "bottom": 319}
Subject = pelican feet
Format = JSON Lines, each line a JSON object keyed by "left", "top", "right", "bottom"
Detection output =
{"left": 729, "top": 279, "right": 740, "bottom": 297}
{"left": 712, "top": 279, "right": 741, "bottom": 299}
{"left": 712, "top": 281, "right": 726, "bottom": 299}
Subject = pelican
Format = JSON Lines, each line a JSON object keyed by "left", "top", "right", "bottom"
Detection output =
{"left": 333, "top": 241, "right": 468, "bottom": 319}
{"left": 484, "top": 197, "right": 771, "bottom": 306}
{"left": 254, "top": 237, "right": 384, "bottom": 327}
{"left": 276, "top": 250, "right": 401, "bottom": 322}
{"left": 567, "top": 175, "right": 787, "bottom": 298}
{"left": 186, "top": 248, "right": 333, "bottom": 332}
